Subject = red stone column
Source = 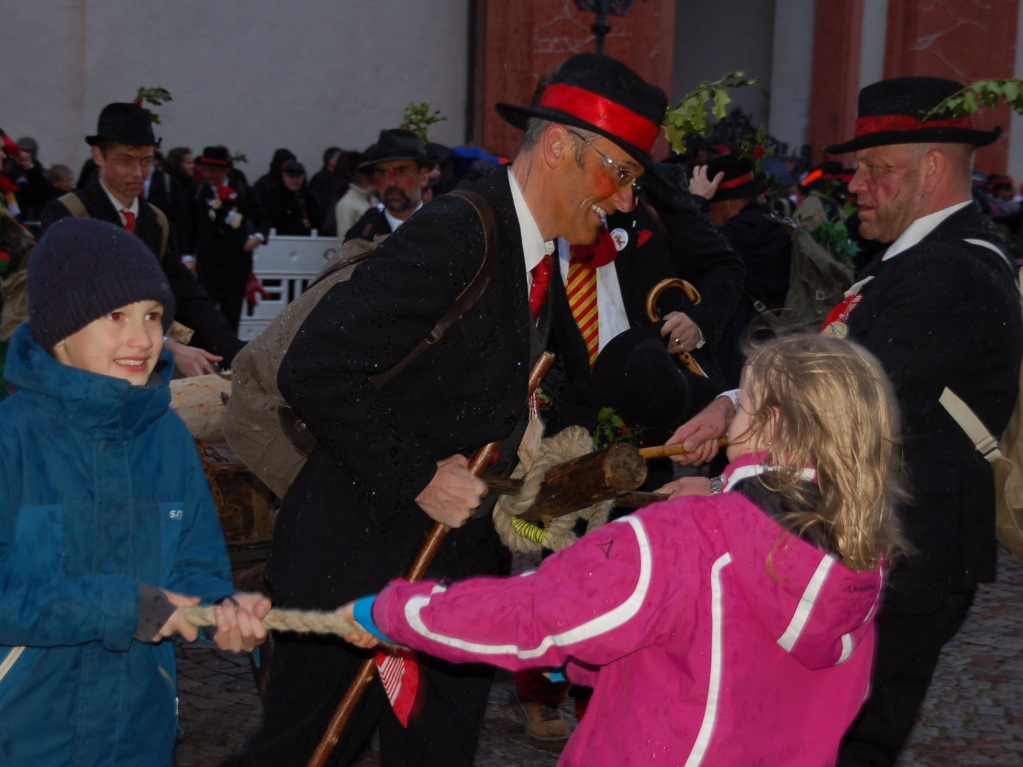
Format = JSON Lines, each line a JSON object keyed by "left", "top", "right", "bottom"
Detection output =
{"left": 884, "top": 0, "right": 1020, "bottom": 174}
{"left": 474, "top": 0, "right": 677, "bottom": 159}
{"left": 809, "top": 0, "right": 864, "bottom": 165}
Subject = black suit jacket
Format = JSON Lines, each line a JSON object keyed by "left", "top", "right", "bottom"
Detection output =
{"left": 849, "top": 203, "right": 1023, "bottom": 612}
{"left": 270, "top": 165, "right": 533, "bottom": 607}
{"left": 40, "top": 181, "right": 245, "bottom": 364}
{"left": 547, "top": 193, "right": 744, "bottom": 434}
{"left": 343, "top": 206, "right": 392, "bottom": 243}
{"left": 188, "top": 179, "right": 261, "bottom": 275}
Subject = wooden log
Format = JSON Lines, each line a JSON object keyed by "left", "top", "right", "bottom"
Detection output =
{"left": 520, "top": 442, "right": 647, "bottom": 525}
{"left": 169, "top": 372, "right": 233, "bottom": 442}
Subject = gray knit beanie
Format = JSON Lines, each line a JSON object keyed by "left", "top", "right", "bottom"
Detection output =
{"left": 28, "top": 217, "right": 176, "bottom": 350}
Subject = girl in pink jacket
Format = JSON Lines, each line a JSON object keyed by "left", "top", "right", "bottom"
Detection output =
{"left": 339, "top": 335, "right": 905, "bottom": 766}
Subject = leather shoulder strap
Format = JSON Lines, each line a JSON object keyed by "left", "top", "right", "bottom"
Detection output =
{"left": 370, "top": 188, "right": 498, "bottom": 388}
{"left": 58, "top": 192, "right": 88, "bottom": 219}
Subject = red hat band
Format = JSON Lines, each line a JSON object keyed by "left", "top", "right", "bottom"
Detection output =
{"left": 854, "top": 113, "right": 976, "bottom": 138}
{"left": 718, "top": 171, "right": 755, "bottom": 190}
{"left": 538, "top": 84, "right": 660, "bottom": 153}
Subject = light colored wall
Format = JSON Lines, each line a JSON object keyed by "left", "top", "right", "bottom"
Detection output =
{"left": 672, "top": 0, "right": 776, "bottom": 136}
{"left": 768, "top": 0, "right": 815, "bottom": 155}
{"left": 1, "top": 0, "right": 470, "bottom": 176}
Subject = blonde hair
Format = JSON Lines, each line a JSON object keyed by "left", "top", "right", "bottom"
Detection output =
{"left": 740, "top": 334, "right": 906, "bottom": 571}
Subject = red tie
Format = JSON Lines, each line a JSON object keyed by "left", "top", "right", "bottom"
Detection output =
{"left": 121, "top": 210, "right": 136, "bottom": 234}
{"left": 529, "top": 255, "right": 552, "bottom": 320}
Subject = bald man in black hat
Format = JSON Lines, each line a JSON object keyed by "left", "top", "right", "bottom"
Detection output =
{"left": 40, "top": 103, "right": 244, "bottom": 375}
{"left": 820, "top": 76, "right": 1023, "bottom": 766}
{"left": 667, "top": 76, "right": 1023, "bottom": 766}
{"left": 229, "top": 53, "right": 672, "bottom": 767}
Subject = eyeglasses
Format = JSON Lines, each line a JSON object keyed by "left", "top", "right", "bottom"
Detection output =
{"left": 567, "top": 129, "right": 640, "bottom": 191}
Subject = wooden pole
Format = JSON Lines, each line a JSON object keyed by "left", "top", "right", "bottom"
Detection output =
{"left": 306, "top": 352, "right": 554, "bottom": 767}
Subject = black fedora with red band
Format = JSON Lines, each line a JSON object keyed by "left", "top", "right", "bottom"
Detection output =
{"left": 825, "top": 76, "right": 1002, "bottom": 155}
{"left": 497, "top": 53, "right": 668, "bottom": 188}
{"left": 705, "top": 155, "right": 766, "bottom": 202}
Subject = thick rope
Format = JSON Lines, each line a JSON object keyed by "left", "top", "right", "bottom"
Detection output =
{"left": 493, "top": 425, "right": 613, "bottom": 552}
{"left": 181, "top": 605, "right": 366, "bottom": 636}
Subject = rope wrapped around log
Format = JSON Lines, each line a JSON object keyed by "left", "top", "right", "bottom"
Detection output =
{"left": 492, "top": 425, "right": 613, "bottom": 553}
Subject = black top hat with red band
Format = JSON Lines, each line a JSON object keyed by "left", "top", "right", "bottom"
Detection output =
{"left": 705, "top": 155, "right": 766, "bottom": 202}
{"left": 497, "top": 53, "right": 669, "bottom": 189}
{"left": 86, "top": 102, "right": 159, "bottom": 147}
{"left": 825, "top": 76, "right": 1002, "bottom": 155}
{"left": 196, "top": 146, "right": 231, "bottom": 167}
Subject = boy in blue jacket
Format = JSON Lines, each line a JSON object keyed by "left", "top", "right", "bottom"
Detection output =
{"left": 0, "top": 217, "right": 270, "bottom": 766}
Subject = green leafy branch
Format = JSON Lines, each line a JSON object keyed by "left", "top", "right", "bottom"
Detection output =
{"left": 663, "top": 71, "right": 759, "bottom": 155}
{"left": 739, "top": 124, "right": 773, "bottom": 174}
{"left": 401, "top": 102, "right": 446, "bottom": 144}
{"left": 134, "top": 87, "right": 172, "bottom": 124}
{"left": 809, "top": 204, "right": 861, "bottom": 267}
{"left": 593, "top": 407, "right": 643, "bottom": 450}
{"left": 922, "top": 79, "right": 1023, "bottom": 120}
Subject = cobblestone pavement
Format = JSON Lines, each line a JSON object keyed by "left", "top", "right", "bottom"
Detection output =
{"left": 174, "top": 548, "right": 1023, "bottom": 766}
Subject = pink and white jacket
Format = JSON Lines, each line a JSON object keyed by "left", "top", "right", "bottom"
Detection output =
{"left": 360, "top": 455, "right": 885, "bottom": 766}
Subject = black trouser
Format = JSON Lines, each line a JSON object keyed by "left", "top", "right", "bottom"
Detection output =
{"left": 838, "top": 590, "right": 975, "bottom": 766}
{"left": 197, "top": 268, "right": 248, "bottom": 333}
{"left": 223, "top": 630, "right": 495, "bottom": 767}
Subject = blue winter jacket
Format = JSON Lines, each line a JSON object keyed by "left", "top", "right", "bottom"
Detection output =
{"left": 0, "top": 323, "right": 235, "bottom": 766}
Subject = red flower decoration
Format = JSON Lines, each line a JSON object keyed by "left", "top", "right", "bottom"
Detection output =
{"left": 752, "top": 144, "right": 766, "bottom": 160}
{"left": 217, "top": 186, "right": 238, "bottom": 202}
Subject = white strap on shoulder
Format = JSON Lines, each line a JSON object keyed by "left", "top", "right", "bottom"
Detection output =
{"left": 939, "top": 387, "right": 1003, "bottom": 463}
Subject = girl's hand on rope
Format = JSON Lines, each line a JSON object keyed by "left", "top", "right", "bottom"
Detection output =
{"left": 656, "top": 476, "right": 712, "bottom": 499}
{"left": 211, "top": 592, "right": 272, "bottom": 653}
{"left": 336, "top": 601, "right": 381, "bottom": 650}
{"left": 155, "top": 590, "right": 203, "bottom": 643}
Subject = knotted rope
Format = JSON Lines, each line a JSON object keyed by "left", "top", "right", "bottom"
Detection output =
{"left": 493, "top": 425, "right": 613, "bottom": 552}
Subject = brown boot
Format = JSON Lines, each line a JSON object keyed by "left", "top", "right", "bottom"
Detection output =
{"left": 514, "top": 691, "right": 571, "bottom": 744}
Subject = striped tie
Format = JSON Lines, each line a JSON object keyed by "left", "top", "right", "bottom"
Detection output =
{"left": 567, "top": 249, "right": 599, "bottom": 368}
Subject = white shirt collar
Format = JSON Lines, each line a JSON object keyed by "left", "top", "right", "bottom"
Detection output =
{"left": 100, "top": 179, "right": 139, "bottom": 221}
{"left": 882, "top": 200, "right": 972, "bottom": 260}
{"left": 384, "top": 202, "right": 423, "bottom": 233}
{"left": 508, "top": 169, "right": 554, "bottom": 280}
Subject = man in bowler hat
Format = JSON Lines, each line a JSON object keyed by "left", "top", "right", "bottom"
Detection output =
{"left": 668, "top": 76, "right": 1023, "bottom": 766}
{"left": 342, "top": 129, "right": 431, "bottom": 242}
{"left": 40, "top": 102, "right": 244, "bottom": 375}
{"left": 228, "top": 53, "right": 670, "bottom": 767}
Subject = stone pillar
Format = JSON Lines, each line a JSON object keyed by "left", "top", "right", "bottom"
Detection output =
{"left": 808, "top": 0, "right": 864, "bottom": 165}
{"left": 474, "top": 0, "right": 677, "bottom": 159}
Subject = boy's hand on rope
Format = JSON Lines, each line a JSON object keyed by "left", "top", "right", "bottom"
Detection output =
{"left": 211, "top": 592, "right": 272, "bottom": 652}
{"left": 336, "top": 601, "right": 381, "bottom": 650}
{"left": 155, "top": 590, "right": 203, "bottom": 643}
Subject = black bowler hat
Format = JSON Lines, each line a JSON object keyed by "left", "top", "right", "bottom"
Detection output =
{"left": 591, "top": 325, "right": 695, "bottom": 431}
{"left": 497, "top": 53, "right": 669, "bottom": 190}
{"left": 195, "top": 146, "right": 231, "bottom": 167}
{"left": 359, "top": 129, "right": 427, "bottom": 170}
{"left": 704, "top": 155, "right": 767, "bottom": 202}
{"left": 825, "top": 76, "right": 1002, "bottom": 155}
{"left": 282, "top": 160, "right": 306, "bottom": 175}
{"left": 86, "top": 102, "right": 159, "bottom": 147}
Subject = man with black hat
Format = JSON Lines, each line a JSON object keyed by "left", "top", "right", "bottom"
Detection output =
{"left": 230, "top": 52, "right": 669, "bottom": 767}
{"left": 668, "top": 76, "right": 1023, "bottom": 766}
{"left": 689, "top": 154, "right": 791, "bottom": 387}
{"left": 40, "top": 103, "right": 245, "bottom": 375}
{"left": 820, "top": 77, "right": 1023, "bottom": 766}
{"left": 185, "top": 146, "right": 265, "bottom": 333}
{"left": 342, "top": 128, "right": 431, "bottom": 242}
